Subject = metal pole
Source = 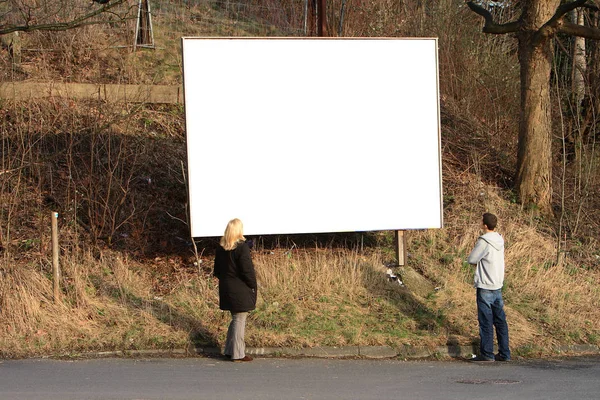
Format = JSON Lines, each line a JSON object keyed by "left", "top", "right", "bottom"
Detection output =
{"left": 52, "top": 211, "right": 60, "bottom": 302}
{"left": 146, "top": 0, "right": 155, "bottom": 48}
{"left": 133, "top": 0, "right": 142, "bottom": 51}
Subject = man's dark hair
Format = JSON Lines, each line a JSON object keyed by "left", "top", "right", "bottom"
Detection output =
{"left": 483, "top": 213, "right": 498, "bottom": 230}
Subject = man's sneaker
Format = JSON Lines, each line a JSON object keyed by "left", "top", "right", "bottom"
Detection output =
{"left": 495, "top": 354, "right": 510, "bottom": 362}
{"left": 468, "top": 355, "right": 495, "bottom": 362}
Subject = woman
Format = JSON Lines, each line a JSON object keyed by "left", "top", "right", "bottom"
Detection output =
{"left": 213, "top": 218, "right": 257, "bottom": 362}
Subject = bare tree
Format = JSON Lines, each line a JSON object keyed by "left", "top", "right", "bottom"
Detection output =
{"left": 468, "top": 0, "right": 600, "bottom": 216}
{"left": 0, "top": 0, "right": 135, "bottom": 36}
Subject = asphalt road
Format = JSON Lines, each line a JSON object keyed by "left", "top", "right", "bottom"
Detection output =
{"left": 1, "top": 355, "right": 599, "bottom": 399}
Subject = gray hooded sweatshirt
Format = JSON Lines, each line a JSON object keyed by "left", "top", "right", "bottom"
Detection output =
{"left": 467, "top": 231, "right": 505, "bottom": 290}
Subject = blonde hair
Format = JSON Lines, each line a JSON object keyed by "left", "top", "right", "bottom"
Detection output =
{"left": 219, "top": 218, "right": 246, "bottom": 250}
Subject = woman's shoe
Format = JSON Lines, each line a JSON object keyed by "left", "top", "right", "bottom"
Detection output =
{"left": 232, "top": 355, "right": 253, "bottom": 362}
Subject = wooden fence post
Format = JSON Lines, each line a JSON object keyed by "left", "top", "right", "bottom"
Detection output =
{"left": 51, "top": 212, "right": 60, "bottom": 302}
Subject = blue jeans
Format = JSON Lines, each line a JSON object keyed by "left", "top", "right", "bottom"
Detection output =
{"left": 477, "top": 288, "right": 510, "bottom": 360}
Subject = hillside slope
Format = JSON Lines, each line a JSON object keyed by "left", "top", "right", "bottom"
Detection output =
{"left": 1, "top": 0, "right": 599, "bottom": 359}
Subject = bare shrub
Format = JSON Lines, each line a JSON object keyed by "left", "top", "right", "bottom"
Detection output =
{"left": 0, "top": 97, "right": 189, "bottom": 255}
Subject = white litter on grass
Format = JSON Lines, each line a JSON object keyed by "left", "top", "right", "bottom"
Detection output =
{"left": 386, "top": 268, "right": 404, "bottom": 286}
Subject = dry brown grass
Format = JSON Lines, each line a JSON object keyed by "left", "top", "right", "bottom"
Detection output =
{"left": 0, "top": 251, "right": 190, "bottom": 357}
{"left": 1, "top": 161, "right": 600, "bottom": 358}
{"left": 413, "top": 164, "right": 600, "bottom": 355}
{"left": 1, "top": 91, "right": 600, "bottom": 359}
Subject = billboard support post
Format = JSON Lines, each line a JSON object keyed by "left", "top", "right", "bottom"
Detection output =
{"left": 395, "top": 230, "right": 407, "bottom": 266}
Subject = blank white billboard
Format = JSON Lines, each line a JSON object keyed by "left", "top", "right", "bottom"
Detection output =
{"left": 182, "top": 37, "right": 442, "bottom": 237}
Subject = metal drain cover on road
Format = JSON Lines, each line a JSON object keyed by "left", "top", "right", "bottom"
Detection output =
{"left": 456, "top": 379, "right": 521, "bottom": 385}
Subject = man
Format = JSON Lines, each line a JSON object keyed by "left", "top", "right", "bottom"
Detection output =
{"left": 467, "top": 212, "right": 511, "bottom": 362}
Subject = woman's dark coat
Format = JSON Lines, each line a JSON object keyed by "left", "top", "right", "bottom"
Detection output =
{"left": 213, "top": 241, "right": 257, "bottom": 312}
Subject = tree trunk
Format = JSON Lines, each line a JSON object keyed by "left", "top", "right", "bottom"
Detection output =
{"left": 572, "top": 10, "right": 586, "bottom": 108}
{"left": 468, "top": 0, "right": 600, "bottom": 216}
{"left": 586, "top": 11, "right": 600, "bottom": 139}
{"left": 515, "top": 1, "right": 559, "bottom": 216}
{"left": 567, "top": 9, "right": 587, "bottom": 164}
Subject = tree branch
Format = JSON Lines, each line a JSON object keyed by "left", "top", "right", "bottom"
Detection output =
{"left": 559, "top": 20, "right": 600, "bottom": 39}
{"left": 547, "top": 0, "right": 588, "bottom": 27}
{"left": 581, "top": 2, "right": 600, "bottom": 11}
{"left": 0, "top": 0, "right": 129, "bottom": 36}
{"left": 536, "top": 0, "right": 595, "bottom": 42}
{"left": 466, "top": 1, "right": 521, "bottom": 34}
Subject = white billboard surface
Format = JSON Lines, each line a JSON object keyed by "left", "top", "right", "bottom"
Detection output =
{"left": 182, "top": 38, "right": 442, "bottom": 237}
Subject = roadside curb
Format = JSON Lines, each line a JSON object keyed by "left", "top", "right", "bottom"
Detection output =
{"left": 190, "top": 345, "right": 470, "bottom": 360}
{"left": 555, "top": 344, "right": 600, "bottom": 355}
{"left": 187, "top": 343, "right": 600, "bottom": 360}
{"left": 49, "top": 343, "right": 600, "bottom": 361}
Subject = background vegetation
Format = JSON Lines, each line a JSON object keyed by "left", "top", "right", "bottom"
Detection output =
{"left": 1, "top": 0, "right": 599, "bottom": 358}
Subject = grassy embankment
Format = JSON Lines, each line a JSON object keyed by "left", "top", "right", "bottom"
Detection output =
{"left": 1, "top": 1, "right": 599, "bottom": 359}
